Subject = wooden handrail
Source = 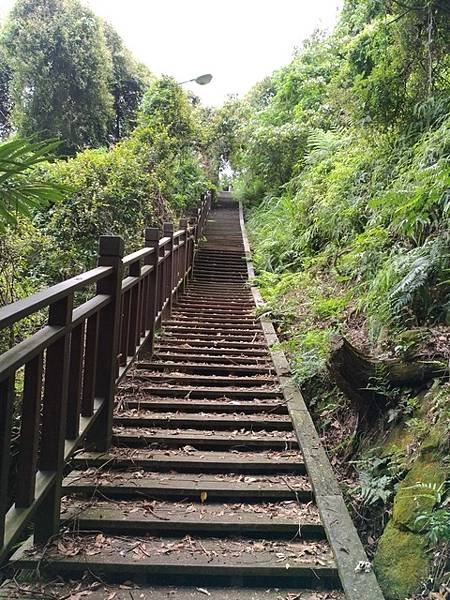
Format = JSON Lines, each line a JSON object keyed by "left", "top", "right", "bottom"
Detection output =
{"left": 0, "top": 190, "right": 211, "bottom": 562}
{"left": 122, "top": 246, "right": 155, "bottom": 268}
{"left": 0, "top": 266, "right": 113, "bottom": 330}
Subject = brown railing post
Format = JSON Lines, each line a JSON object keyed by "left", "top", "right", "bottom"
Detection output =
{"left": 87, "top": 235, "right": 124, "bottom": 452}
{"left": 157, "top": 231, "right": 165, "bottom": 325}
{"left": 190, "top": 217, "right": 198, "bottom": 278}
{"left": 81, "top": 313, "right": 99, "bottom": 417}
{"left": 138, "top": 232, "right": 151, "bottom": 342}
{"left": 185, "top": 218, "right": 193, "bottom": 282}
{"left": 144, "top": 227, "right": 160, "bottom": 355}
{"left": 173, "top": 231, "right": 180, "bottom": 297}
{"left": 66, "top": 322, "right": 85, "bottom": 439}
{"left": 34, "top": 294, "right": 73, "bottom": 543}
{"left": 16, "top": 353, "right": 44, "bottom": 507}
{"left": 179, "top": 218, "right": 188, "bottom": 293}
{"left": 0, "top": 376, "right": 14, "bottom": 546}
{"left": 163, "top": 222, "right": 174, "bottom": 317}
{"left": 118, "top": 287, "right": 130, "bottom": 368}
{"left": 127, "top": 257, "right": 141, "bottom": 358}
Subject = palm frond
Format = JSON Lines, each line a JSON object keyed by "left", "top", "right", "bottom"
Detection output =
{"left": 0, "top": 137, "right": 66, "bottom": 231}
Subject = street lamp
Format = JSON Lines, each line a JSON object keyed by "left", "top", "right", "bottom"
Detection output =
{"left": 179, "top": 73, "right": 213, "bottom": 86}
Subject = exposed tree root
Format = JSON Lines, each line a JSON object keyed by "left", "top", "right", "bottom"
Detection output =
{"left": 327, "top": 334, "right": 448, "bottom": 429}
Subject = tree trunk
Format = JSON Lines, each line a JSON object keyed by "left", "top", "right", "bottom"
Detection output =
{"left": 327, "top": 334, "right": 448, "bottom": 428}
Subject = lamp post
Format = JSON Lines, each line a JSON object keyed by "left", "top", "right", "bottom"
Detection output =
{"left": 179, "top": 73, "right": 213, "bottom": 86}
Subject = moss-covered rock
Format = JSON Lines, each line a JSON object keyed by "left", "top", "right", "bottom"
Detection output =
{"left": 374, "top": 421, "right": 449, "bottom": 599}
{"left": 374, "top": 521, "right": 428, "bottom": 600}
{"left": 382, "top": 426, "right": 414, "bottom": 457}
{"left": 392, "top": 456, "right": 447, "bottom": 532}
{"left": 419, "top": 426, "right": 446, "bottom": 454}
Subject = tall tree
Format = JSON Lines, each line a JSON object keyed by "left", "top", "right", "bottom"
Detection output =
{"left": 103, "top": 22, "right": 152, "bottom": 142}
{"left": 1, "top": 0, "right": 114, "bottom": 154}
{"left": 335, "top": 0, "right": 450, "bottom": 127}
{"left": 140, "top": 76, "right": 195, "bottom": 144}
{"left": 0, "top": 46, "right": 12, "bottom": 138}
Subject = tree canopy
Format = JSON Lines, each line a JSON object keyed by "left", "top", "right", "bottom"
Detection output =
{"left": 0, "top": 0, "right": 151, "bottom": 153}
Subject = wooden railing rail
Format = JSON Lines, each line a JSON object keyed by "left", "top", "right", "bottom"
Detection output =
{"left": 0, "top": 191, "right": 211, "bottom": 562}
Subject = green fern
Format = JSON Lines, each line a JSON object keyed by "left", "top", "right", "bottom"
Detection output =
{"left": 304, "top": 128, "right": 349, "bottom": 165}
{"left": 363, "top": 235, "right": 450, "bottom": 335}
{"left": 411, "top": 481, "right": 450, "bottom": 545}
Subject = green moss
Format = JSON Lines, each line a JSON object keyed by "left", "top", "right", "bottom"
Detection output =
{"left": 374, "top": 521, "right": 428, "bottom": 600}
{"left": 374, "top": 419, "right": 449, "bottom": 599}
{"left": 382, "top": 426, "right": 414, "bottom": 456}
{"left": 420, "top": 427, "right": 446, "bottom": 454}
{"left": 392, "top": 456, "right": 447, "bottom": 532}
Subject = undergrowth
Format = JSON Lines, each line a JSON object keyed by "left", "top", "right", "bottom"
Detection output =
{"left": 218, "top": 1, "right": 450, "bottom": 597}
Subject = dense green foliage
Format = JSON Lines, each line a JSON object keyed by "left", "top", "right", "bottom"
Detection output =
{"left": 220, "top": 0, "right": 450, "bottom": 382}
{"left": 0, "top": 71, "right": 210, "bottom": 348}
{"left": 0, "top": 0, "right": 151, "bottom": 153}
{"left": 0, "top": 45, "right": 12, "bottom": 138}
{"left": 33, "top": 76, "right": 209, "bottom": 282}
{"left": 209, "top": 3, "right": 450, "bottom": 597}
{"left": 104, "top": 22, "right": 152, "bottom": 141}
{"left": 0, "top": 3, "right": 210, "bottom": 340}
{"left": 0, "top": 137, "right": 66, "bottom": 341}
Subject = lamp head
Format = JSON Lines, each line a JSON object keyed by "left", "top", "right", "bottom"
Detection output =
{"left": 195, "top": 73, "right": 213, "bottom": 85}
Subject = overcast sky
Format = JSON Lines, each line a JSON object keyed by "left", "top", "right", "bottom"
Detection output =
{"left": 0, "top": 0, "right": 343, "bottom": 105}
